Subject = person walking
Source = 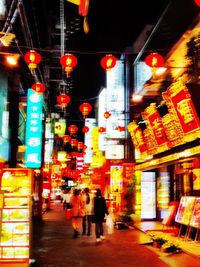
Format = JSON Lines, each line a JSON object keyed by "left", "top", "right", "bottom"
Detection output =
{"left": 62, "top": 188, "right": 72, "bottom": 210}
{"left": 82, "top": 188, "right": 93, "bottom": 236}
{"left": 70, "top": 188, "right": 85, "bottom": 238}
{"left": 93, "top": 188, "right": 109, "bottom": 242}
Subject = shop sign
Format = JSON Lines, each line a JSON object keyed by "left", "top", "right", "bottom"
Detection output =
{"left": 163, "top": 81, "right": 200, "bottom": 135}
{"left": 127, "top": 121, "right": 147, "bottom": 154}
{"left": 25, "top": 89, "right": 43, "bottom": 168}
{"left": 142, "top": 103, "right": 169, "bottom": 152}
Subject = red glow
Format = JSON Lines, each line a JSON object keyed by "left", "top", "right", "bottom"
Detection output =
{"left": 145, "top": 53, "right": 164, "bottom": 68}
{"left": 101, "top": 54, "right": 117, "bottom": 71}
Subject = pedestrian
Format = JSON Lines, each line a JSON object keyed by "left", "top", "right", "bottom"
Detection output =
{"left": 82, "top": 188, "right": 94, "bottom": 236}
{"left": 70, "top": 188, "right": 85, "bottom": 238}
{"left": 93, "top": 188, "right": 109, "bottom": 242}
{"left": 63, "top": 188, "right": 72, "bottom": 210}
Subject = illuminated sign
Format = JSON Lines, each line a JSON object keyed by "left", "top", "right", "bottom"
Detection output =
{"left": 25, "top": 89, "right": 43, "bottom": 168}
{"left": 84, "top": 118, "right": 96, "bottom": 164}
{"left": 54, "top": 119, "right": 66, "bottom": 136}
{"left": 141, "top": 172, "right": 156, "bottom": 219}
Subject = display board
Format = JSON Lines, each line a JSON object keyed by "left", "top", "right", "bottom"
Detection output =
{"left": 0, "top": 168, "right": 32, "bottom": 267}
{"left": 190, "top": 197, "right": 200, "bottom": 229}
{"left": 175, "top": 196, "right": 196, "bottom": 225}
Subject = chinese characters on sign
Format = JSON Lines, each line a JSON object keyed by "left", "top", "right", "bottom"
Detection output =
{"left": 25, "top": 89, "right": 43, "bottom": 168}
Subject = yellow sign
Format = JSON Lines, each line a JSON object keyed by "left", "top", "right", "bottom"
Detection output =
{"left": 66, "top": 0, "right": 80, "bottom": 5}
{"left": 0, "top": 192, "right": 4, "bottom": 208}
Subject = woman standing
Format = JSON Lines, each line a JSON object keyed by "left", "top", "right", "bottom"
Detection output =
{"left": 94, "top": 188, "right": 109, "bottom": 242}
{"left": 70, "top": 189, "right": 85, "bottom": 238}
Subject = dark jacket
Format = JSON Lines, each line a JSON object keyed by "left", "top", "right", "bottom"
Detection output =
{"left": 94, "top": 196, "right": 108, "bottom": 220}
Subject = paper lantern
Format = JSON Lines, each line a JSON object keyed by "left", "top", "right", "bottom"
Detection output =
{"left": 78, "top": 142, "right": 84, "bottom": 151}
{"left": 194, "top": 0, "right": 200, "bottom": 7}
{"left": 57, "top": 93, "right": 71, "bottom": 108}
{"left": 63, "top": 135, "right": 71, "bottom": 143}
{"left": 68, "top": 125, "right": 78, "bottom": 135}
{"left": 104, "top": 111, "right": 111, "bottom": 119}
{"left": 24, "top": 50, "right": 41, "bottom": 73}
{"left": 60, "top": 53, "right": 77, "bottom": 77}
{"left": 70, "top": 139, "right": 78, "bottom": 147}
{"left": 100, "top": 54, "right": 117, "bottom": 71}
{"left": 79, "top": 102, "right": 92, "bottom": 118}
{"left": 82, "top": 126, "right": 89, "bottom": 133}
{"left": 31, "top": 83, "right": 45, "bottom": 93}
{"left": 99, "top": 127, "right": 106, "bottom": 133}
{"left": 144, "top": 53, "right": 164, "bottom": 68}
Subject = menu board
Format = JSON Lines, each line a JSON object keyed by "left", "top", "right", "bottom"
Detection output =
{"left": 175, "top": 196, "right": 196, "bottom": 225}
{"left": 190, "top": 197, "right": 200, "bottom": 229}
{"left": 0, "top": 168, "right": 32, "bottom": 266}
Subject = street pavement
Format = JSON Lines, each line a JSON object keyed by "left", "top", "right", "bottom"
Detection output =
{"left": 30, "top": 201, "right": 200, "bottom": 267}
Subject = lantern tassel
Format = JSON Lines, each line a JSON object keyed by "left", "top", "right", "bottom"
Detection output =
{"left": 83, "top": 16, "right": 89, "bottom": 34}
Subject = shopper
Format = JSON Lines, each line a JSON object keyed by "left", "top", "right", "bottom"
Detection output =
{"left": 62, "top": 188, "right": 72, "bottom": 210}
{"left": 70, "top": 188, "right": 85, "bottom": 238}
{"left": 94, "top": 188, "right": 109, "bottom": 242}
{"left": 82, "top": 188, "right": 94, "bottom": 236}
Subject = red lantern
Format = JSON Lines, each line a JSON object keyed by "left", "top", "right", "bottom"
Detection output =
{"left": 31, "top": 83, "right": 45, "bottom": 93}
{"left": 144, "top": 53, "right": 164, "bottom": 68}
{"left": 24, "top": 50, "right": 42, "bottom": 73}
{"left": 104, "top": 111, "right": 111, "bottom": 119}
{"left": 82, "top": 126, "right": 89, "bottom": 133}
{"left": 63, "top": 135, "right": 71, "bottom": 143}
{"left": 98, "top": 127, "right": 106, "bottom": 133}
{"left": 78, "top": 142, "right": 84, "bottom": 151}
{"left": 70, "top": 139, "right": 78, "bottom": 147}
{"left": 100, "top": 54, "right": 117, "bottom": 71}
{"left": 116, "top": 126, "right": 125, "bottom": 131}
{"left": 194, "top": 0, "right": 200, "bottom": 7}
{"left": 79, "top": 102, "right": 92, "bottom": 118}
{"left": 60, "top": 53, "right": 77, "bottom": 77}
{"left": 68, "top": 125, "right": 78, "bottom": 135}
{"left": 79, "top": 0, "right": 90, "bottom": 16}
{"left": 57, "top": 93, "right": 71, "bottom": 108}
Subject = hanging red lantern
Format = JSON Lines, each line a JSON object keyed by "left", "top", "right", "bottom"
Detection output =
{"left": 98, "top": 127, "right": 106, "bottom": 133}
{"left": 31, "top": 83, "right": 45, "bottom": 93}
{"left": 116, "top": 126, "right": 125, "bottom": 132}
{"left": 63, "top": 135, "right": 71, "bottom": 143}
{"left": 68, "top": 125, "right": 78, "bottom": 135}
{"left": 60, "top": 53, "right": 77, "bottom": 77}
{"left": 79, "top": 102, "right": 92, "bottom": 118}
{"left": 104, "top": 111, "right": 111, "bottom": 119}
{"left": 57, "top": 93, "right": 71, "bottom": 108}
{"left": 194, "top": 0, "right": 200, "bottom": 7}
{"left": 82, "top": 126, "right": 89, "bottom": 133}
{"left": 100, "top": 54, "right": 117, "bottom": 71}
{"left": 78, "top": 142, "right": 84, "bottom": 151}
{"left": 144, "top": 53, "right": 164, "bottom": 68}
{"left": 24, "top": 50, "right": 42, "bottom": 73}
{"left": 70, "top": 139, "right": 78, "bottom": 147}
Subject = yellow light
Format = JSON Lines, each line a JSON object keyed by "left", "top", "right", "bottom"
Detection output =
{"left": 6, "top": 54, "right": 20, "bottom": 66}
{"left": 132, "top": 94, "right": 143, "bottom": 102}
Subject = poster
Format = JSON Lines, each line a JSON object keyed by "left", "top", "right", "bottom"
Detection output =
{"left": 175, "top": 196, "right": 196, "bottom": 225}
{"left": 190, "top": 197, "right": 200, "bottom": 229}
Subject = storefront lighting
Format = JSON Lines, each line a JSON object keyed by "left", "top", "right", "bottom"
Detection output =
{"left": 6, "top": 54, "right": 20, "bottom": 66}
{"left": 132, "top": 94, "right": 143, "bottom": 102}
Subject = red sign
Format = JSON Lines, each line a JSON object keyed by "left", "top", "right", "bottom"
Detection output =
{"left": 165, "top": 81, "right": 200, "bottom": 134}
{"left": 127, "top": 122, "right": 147, "bottom": 154}
{"left": 142, "top": 103, "right": 168, "bottom": 150}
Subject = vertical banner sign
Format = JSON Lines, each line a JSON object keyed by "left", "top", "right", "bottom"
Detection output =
{"left": 163, "top": 81, "right": 200, "bottom": 134}
{"left": 25, "top": 89, "right": 43, "bottom": 168}
{"left": 127, "top": 121, "right": 147, "bottom": 155}
{"left": 142, "top": 103, "right": 169, "bottom": 153}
